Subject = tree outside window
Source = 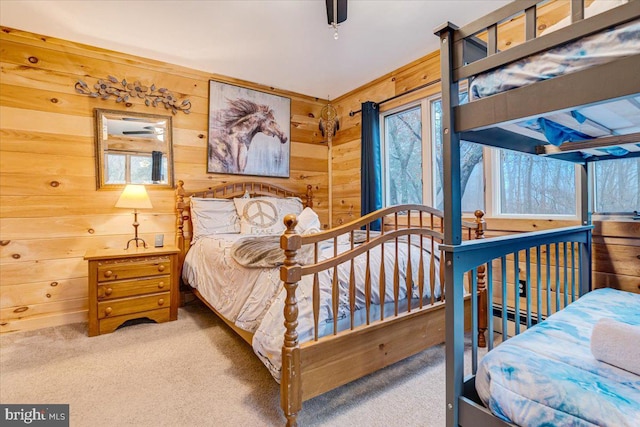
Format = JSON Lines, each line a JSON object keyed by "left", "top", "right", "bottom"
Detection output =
{"left": 384, "top": 106, "right": 423, "bottom": 205}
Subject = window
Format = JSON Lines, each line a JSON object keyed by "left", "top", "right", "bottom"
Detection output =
{"left": 431, "top": 98, "right": 484, "bottom": 212}
{"left": 105, "top": 153, "right": 167, "bottom": 185}
{"left": 383, "top": 105, "right": 423, "bottom": 205}
{"left": 381, "top": 94, "right": 484, "bottom": 212}
{"left": 381, "top": 95, "right": 635, "bottom": 218}
{"left": 495, "top": 151, "right": 576, "bottom": 215}
{"left": 593, "top": 158, "right": 640, "bottom": 213}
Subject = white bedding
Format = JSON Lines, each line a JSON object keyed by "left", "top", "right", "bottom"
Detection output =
{"left": 182, "top": 234, "right": 283, "bottom": 332}
{"left": 182, "top": 234, "right": 443, "bottom": 381}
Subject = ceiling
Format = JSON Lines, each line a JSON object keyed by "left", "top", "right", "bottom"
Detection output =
{"left": 0, "top": 0, "right": 510, "bottom": 100}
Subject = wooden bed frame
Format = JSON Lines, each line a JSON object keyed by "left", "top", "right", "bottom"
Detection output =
{"left": 175, "top": 179, "right": 487, "bottom": 426}
{"left": 435, "top": 1, "right": 640, "bottom": 426}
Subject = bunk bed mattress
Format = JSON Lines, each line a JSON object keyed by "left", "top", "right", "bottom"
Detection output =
{"left": 183, "top": 234, "right": 443, "bottom": 382}
{"left": 476, "top": 288, "right": 640, "bottom": 427}
{"left": 469, "top": 19, "right": 640, "bottom": 101}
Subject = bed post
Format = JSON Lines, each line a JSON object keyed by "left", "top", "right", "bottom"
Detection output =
{"left": 176, "top": 180, "right": 189, "bottom": 268}
{"left": 474, "top": 210, "right": 488, "bottom": 348}
{"left": 435, "top": 21, "right": 464, "bottom": 427}
{"left": 280, "top": 214, "right": 303, "bottom": 427}
{"left": 578, "top": 163, "right": 592, "bottom": 295}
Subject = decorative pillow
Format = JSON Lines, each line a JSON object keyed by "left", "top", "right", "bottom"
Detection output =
{"left": 295, "top": 207, "right": 322, "bottom": 235}
{"left": 190, "top": 197, "right": 240, "bottom": 241}
{"left": 233, "top": 196, "right": 303, "bottom": 235}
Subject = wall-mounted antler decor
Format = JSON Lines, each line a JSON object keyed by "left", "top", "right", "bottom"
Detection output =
{"left": 75, "top": 76, "right": 191, "bottom": 114}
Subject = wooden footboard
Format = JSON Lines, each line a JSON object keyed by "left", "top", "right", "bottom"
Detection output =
{"left": 279, "top": 205, "right": 485, "bottom": 426}
{"left": 299, "top": 296, "right": 472, "bottom": 401}
{"left": 174, "top": 181, "right": 486, "bottom": 427}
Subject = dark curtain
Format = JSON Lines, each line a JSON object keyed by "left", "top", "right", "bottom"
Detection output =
{"left": 360, "top": 101, "right": 382, "bottom": 231}
{"left": 151, "top": 151, "right": 163, "bottom": 182}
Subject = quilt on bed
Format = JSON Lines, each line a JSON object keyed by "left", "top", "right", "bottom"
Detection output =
{"left": 183, "top": 234, "right": 442, "bottom": 381}
{"left": 469, "top": 20, "right": 640, "bottom": 101}
{"left": 476, "top": 288, "right": 640, "bottom": 427}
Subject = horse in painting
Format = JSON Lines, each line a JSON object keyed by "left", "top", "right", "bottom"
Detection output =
{"left": 208, "top": 98, "right": 288, "bottom": 174}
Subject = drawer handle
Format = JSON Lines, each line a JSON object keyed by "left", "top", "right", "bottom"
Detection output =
{"left": 158, "top": 282, "right": 165, "bottom": 289}
{"left": 158, "top": 298, "right": 165, "bottom": 306}
{"left": 105, "top": 288, "right": 113, "bottom": 296}
{"left": 105, "top": 307, "right": 112, "bottom": 316}
{"left": 104, "top": 270, "right": 113, "bottom": 278}
{"left": 157, "top": 265, "right": 165, "bottom": 272}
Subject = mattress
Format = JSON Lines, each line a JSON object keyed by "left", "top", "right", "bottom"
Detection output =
{"left": 183, "top": 234, "right": 443, "bottom": 381}
{"left": 467, "top": 17, "right": 640, "bottom": 152}
{"left": 469, "top": 20, "right": 640, "bottom": 101}
{"left": 476, "top": 288, "right": 640, "bottom": 427}
{"left": 182, "top": 234, "right": 283, "bottom": 332}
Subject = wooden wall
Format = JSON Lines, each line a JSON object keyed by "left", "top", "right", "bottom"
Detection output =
{"left": 330, "top": 51, "right": 442, "bottom": 226}
{"left": 0, "top": 27, "right": 329, "bottom": 333}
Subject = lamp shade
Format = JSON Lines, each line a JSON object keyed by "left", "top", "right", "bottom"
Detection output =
{"left": 115, "top": 185, "right": 153, "bottom": 209}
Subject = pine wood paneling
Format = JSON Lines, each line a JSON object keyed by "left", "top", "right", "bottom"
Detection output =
{"left": 0, "top": 214, "right": 175, "bottom": 239}
{"left": 1, "top": 278, "right": 87, "bottom": 308}
{"left": 0, "top": 26, "right": 328, "bottom": 333}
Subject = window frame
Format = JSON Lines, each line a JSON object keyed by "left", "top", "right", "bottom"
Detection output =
{"left": 485, "top": 149, "right": 582, "bottom": 220}
{"left": 589, "top": 159, "right": 640, "bottom": 216}
{"left": 380, "top": 97, "right": 434, "bottom": 207}
{"left": 379, "top": 92, "right": 596, "bottom": 220}
{"left": 104, "top": 151, "right": 166, "bottom": 186}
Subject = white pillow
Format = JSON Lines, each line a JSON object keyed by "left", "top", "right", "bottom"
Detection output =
{"left": 295, "top": 207, "right": 322, "bottom": 235}
{"left": 233, "top": 196, "right": 303, "bottom": 235}
{"left": 190, "top": 197, "right": 240, "bottom": 241}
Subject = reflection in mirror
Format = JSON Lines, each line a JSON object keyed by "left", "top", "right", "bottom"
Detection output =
{"left": 95, "top": 109, "right": 174, "bottom": 189}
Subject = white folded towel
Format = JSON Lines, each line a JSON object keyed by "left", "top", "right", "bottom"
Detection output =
{"left": 591, "top": 318, "right": 640, "bottom": 376}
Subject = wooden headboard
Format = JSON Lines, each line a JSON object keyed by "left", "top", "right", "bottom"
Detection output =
{"left": 175, "top": 180, "right": 313, "bottom": 266}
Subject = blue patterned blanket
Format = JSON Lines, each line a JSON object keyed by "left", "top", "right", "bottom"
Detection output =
{"left": 476, "top": 288, "right": 640, "bottom": 427}
{"left": 469, "top": 21, "right": 640, "bottom": 101}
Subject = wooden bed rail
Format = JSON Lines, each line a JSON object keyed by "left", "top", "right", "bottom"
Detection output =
{"left": 279, "top": 205, "right": 485, "bottom": 426}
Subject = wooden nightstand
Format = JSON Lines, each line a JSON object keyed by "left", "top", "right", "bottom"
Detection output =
{"left": 84, "top": 246, "right": 180, "bottom": 336}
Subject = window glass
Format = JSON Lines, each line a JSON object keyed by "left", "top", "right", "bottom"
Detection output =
{"left": 384, "top": 106, "right": 423, "bottom": 205}
{"left": 594, "top": 157, "right": 639, "bottom": 213}
{"left": 105, "top": 154, "right": 126, "bottom": 184}
{"left": 499, "top": 151, "right": 576, "bottom": 215}
{"left": 131, "top": 155, "right": 153, "bottom": 184}
{"left": 432, "top": 97, "right": 484, "bottom": 211}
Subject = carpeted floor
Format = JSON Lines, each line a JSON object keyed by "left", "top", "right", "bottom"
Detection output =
{"left": 1, "top": 301, "right": 465, "bottom": 427}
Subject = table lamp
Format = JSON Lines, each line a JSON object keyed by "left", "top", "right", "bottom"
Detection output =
{"left": 115, "top": 184, "right": 153, "bottom": 249}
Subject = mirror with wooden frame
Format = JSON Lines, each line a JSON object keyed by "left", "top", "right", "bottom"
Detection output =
{"left": 94, "top": 109, "right": 174, "bottom": 189}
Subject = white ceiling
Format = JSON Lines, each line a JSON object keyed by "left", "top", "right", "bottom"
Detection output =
{"left": 0, "top": 0, "right": 509, "bottom": 100}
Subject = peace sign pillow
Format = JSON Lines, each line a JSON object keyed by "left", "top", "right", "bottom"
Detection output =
{"left": 233, "top": 196, "right": 303, "bottom": 235}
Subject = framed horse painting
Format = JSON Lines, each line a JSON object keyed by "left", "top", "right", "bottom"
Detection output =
{"left": 207, "top": 80, "right": 291, "bottom": 178}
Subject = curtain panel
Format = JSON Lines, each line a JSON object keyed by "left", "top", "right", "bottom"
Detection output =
{"left": 361, "top": 101, "right": 382, "bottom": 231}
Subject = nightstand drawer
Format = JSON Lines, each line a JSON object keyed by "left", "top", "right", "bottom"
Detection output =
{"left": 97, "top": 256, "right": 171, "bottom": 282}
{"left": 97, "top": 292, "right": 170, "bottom": 319}
{"left": 97, "top": 276, "right": 170, "bottom": 300}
